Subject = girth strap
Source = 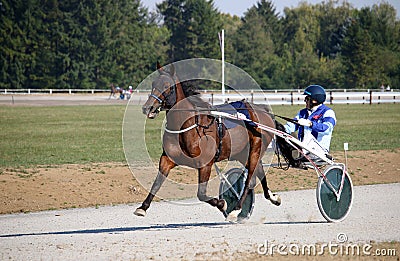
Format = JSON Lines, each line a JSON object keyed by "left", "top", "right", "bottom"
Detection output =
{"left": 164, "top": 113, "right": 224, "bottom": 162}
{"left": 214, "top": 116, "right": 224, "bottom": 162}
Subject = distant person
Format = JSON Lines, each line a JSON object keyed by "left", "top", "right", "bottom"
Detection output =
{"left": 118, "top": 87, "right": 125, "bottom": 99}
{"left": 380, "top": 84, "right": 385, "bottom": 92}
{"left": 126, "top": 86, "right": 133, "bottom": 100}
{"left": 284, "top": 85, "right": 336, "bottom": 162}
{"left": 386, "top": 85, "right": 391, "bottom": 92}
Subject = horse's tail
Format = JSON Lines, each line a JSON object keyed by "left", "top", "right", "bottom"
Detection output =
{"left": 247, "top": 103, "right": 299, "bottom": 168}
{"left": 274, "top": 120, "right": 299, "bottom": 168}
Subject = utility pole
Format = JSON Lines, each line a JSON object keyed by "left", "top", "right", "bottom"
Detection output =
{"left": 219, "top": 29, "right": 225, "bottom": 103}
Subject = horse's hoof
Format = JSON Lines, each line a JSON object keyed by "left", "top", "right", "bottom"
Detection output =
{"left": 134, "top": 208, "right": 146, "bottom": 217}
{"left": 219, "top": 199, "right": 227, "bottom": 212}
{"left": 270, "top": 194, "right": 281, "bottom": 206}
{"left": 226, "top": 209, "right": 241, "bottom": 223}
{"left": 267, "top": 190, "right": 281, "bottom": 206}
{"left": 222, "top": 200, "right": 227, "bottom": 212}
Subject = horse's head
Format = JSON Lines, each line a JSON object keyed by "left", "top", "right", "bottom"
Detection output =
{"left": 142, "top": 62, "right": 177, "bottom": 119}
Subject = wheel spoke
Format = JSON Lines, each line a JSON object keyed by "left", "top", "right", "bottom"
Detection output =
{"left": 317, "top": 165, "right": 353, "bottom": 222}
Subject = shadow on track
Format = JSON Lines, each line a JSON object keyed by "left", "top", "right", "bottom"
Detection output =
{"left": 1, "top": 220, "right": 327, "bottom": 238}
{"left": 263, "top": 221, "right": 327, "bottom": 225}
{"left": 0, "top": 222, "right": 230, "bottom": 238}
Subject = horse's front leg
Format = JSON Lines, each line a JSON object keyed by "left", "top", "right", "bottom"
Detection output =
{"left": 197, "top": 164, "right": 227, "bottom": 212}
{"left": 134, "top": 154, "right": 175, "bottom": 217}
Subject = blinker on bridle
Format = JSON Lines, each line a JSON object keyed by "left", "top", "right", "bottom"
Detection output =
{"left": 149, "top": 73, "right": 176, "bottom": 107}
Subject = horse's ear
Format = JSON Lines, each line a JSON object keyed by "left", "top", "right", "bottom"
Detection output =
{"left": 156, "top": 61, "right": 163, "bottom": 72}
{"left": 169, "top": 63, "right": 175, "bottom": 76}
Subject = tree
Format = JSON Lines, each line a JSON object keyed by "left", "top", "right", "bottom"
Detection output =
{"left": 341, "top": 8, "right": 377, "bottom": 88}
{"left": 0, "top": 0, "right": 42, "bottom": 88}
{"left": 158, "top": 0, "right": 222, "bottom": 62}
{"left": 315, "top": 0, "right": 353, "bottom": 58}
{"left": 281, "top": 3, "right": 323, "bottom": 88}
{"left": 232, "top": 0, "right": 282, "bottom": 89}
{"left": 220, "top": 13, "right": 241, "bottom": 64}
{"left": 0, "top": 0, "right": 169, "bottom": 89}
{"left": 1, "top": 0, "right": 399, "bottom": 90}
{"left": 341, "top": 3, "right": 400, "bottom": 89}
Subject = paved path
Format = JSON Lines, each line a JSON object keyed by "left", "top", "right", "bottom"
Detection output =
{"left": 1, "top": 183, "right": 399, "bottom": 260}
{"left": 0, "top": 94, "right": 132, "bottom": 106}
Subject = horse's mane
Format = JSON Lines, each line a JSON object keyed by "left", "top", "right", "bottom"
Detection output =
{"left": 180, "top": 80, "right": 210, "bottom": 108}
{"left": 180, "top": 80, "right": 275, "bottom": 113}
{"left": 181, "top": 81, "right": 200, "bottom": 97}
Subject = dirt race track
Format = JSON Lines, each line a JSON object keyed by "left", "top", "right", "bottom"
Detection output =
{"left": 1, "top": 183, "right": 400, "bottom": 260}
{"left": 1, "top": 94, "right": 400, "bottom": 260}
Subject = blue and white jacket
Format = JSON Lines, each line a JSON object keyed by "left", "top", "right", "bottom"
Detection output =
{"left": 284, "top": 104, "right": 336, "bottom": 152}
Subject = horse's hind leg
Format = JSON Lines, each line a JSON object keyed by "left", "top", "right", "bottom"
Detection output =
{"left": 197, "top": 164, "right": 227, "bottom": 212}
{"left": 134, "top": 154, "right": 175, "bottom": 217}
{"left": 226, "top": 148, "right": 280, "bottom": 222}
{"left": 226, "top": 147, "right": 261, "bottom": 222}
{"left": 254, "top": 161, "right": 281, "bottom": 206}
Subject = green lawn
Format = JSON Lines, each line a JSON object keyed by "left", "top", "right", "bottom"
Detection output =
{"left": 0, "top": 105, "right": 125, "bottom": 166}
{"left": 0, "top": 104, "right": 399, "bottom": 167}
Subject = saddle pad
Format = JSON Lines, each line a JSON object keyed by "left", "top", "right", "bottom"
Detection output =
{"left": 214, "top": 101, "right": 255, "bottom": 129}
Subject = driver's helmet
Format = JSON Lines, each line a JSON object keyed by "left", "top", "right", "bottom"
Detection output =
{"left": 304, "top": 85, "right": 326, "bottom": 104}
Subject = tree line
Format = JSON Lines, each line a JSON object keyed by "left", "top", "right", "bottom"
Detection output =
{"left": 1, "top": 0, "right": 399, "bottom": 90}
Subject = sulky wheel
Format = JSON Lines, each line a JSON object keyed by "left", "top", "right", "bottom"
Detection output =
{"left": 316, "top": 165, "right": 353, "bottom": 222}
{"left": 219, "top": 168, "right": 255, "bottom": 221}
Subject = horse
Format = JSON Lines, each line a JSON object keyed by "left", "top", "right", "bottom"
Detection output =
{"left": 134, "top": 62, "right": 281, "bottom": 222}
{"left": 109, "top": 83, "right": 116, "bottom": 99}
{"left": 109, "top": 83, "right": 123, "bottom": 99}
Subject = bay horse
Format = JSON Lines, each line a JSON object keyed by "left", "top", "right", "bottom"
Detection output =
{"left": 134, "top": 62, "right": 281, "bottom": 222}
{"left": 109, "top": 83, "right": 117, "bottom": 99}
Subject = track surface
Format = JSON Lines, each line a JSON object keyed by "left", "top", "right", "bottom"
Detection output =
{"left": 0, "top": 94, "right": 131, "bottom": 106}
{"left": 1, "top": 183, "right": 399, "bottom": 260}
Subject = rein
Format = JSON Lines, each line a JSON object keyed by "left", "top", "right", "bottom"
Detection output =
{"left": 162, "top": 107, "right": 299, "bottom": 125}
{"left": 164, "top": 123, "right": 198, "bottom": 134}
{"left": 164, "top": 115, "right": 215, "bottom": 134}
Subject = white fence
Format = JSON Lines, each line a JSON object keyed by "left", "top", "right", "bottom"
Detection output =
{"left": 203, "top": 90, "right": 400, "bottom": 105}
{"left": 1, "top": 88, "right": 399, "bottom": 105}
{"left": 0, "top": 89, "right": 106, "bottom": 95}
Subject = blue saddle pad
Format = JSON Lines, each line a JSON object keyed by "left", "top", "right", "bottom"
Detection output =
{"left": 214, "top": 101, "right": 255, "bottom": 129}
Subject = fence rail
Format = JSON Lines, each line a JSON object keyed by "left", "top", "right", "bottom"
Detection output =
{"left": 200, "top": 90, "right": 400, "bottom": 105}
{"left": 204, "top": 90, "right": 400, "bottom": 105}
{"left": 1, "top": 88, "right": 399, "bottom": 105}
{"left": 0, "top": 89, "right": 107, "bottom": 95}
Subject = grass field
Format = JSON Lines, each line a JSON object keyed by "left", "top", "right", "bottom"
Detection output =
{"left": 0, "top": 105, "right": 125, "bottom": 166}
{"left": 1, "top": 104, "right": 399, "bottom": 167}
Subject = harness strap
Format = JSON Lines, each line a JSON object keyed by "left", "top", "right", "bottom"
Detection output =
{"left": 214, "top": 116, "right": 224, "bottom": 162}
{"left": 195, "top": 114, "right": 215, "bottom": 129}
{"left": 210, "top": 110, "right": 248, "bottom": 121}
{"left": 164, "top": 123, "right": 198, "bottom": 134}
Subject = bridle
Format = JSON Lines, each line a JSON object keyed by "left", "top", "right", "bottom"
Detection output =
{"left": 149, "top": 92, "right": 163, "bottom": 104}
{"left": 149, "top": 72, "right": 177, "bottom": 109}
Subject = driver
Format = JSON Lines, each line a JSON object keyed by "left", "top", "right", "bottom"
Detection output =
{"left": 284, "top": 85, "right": 336, "bottom": 162}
